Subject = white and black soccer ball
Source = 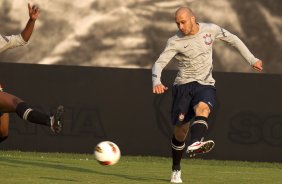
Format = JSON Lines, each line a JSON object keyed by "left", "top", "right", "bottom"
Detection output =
{"left": 94, "top": 141, "right": 121, "bottom": 166}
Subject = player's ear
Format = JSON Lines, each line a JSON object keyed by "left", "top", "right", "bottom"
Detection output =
{"left": 191, "top": 16, "right": 196, "bottom": 23}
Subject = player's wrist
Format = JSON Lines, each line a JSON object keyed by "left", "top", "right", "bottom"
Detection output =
{"left": 152, "top": 79, "right": 162, "bottom": 87}
{"left": 28, "top": 18, "right": 37, "bottom": 22}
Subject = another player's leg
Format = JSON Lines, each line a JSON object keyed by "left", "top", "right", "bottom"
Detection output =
{"left": 170, "top": 123, "right": 189, "bottom": 183}
{"left": 0, "top": 85, "right": 10, "bottom": 142}
{"left": 187, "top": 101, "right": 215, "bottom": 157}
{"left": 0, "top": 92, "right": 64, "bottom": 134}
{"left": 50, "top": 105, "right": 64, "bottom": 133}
{"left": 15, "top": 101, "right": 64, "bottom": 134}
{"left": 0, "top": 113, "right": 9, "bottom": 142}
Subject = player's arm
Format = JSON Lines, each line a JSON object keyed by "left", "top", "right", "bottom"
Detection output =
{"left": 152, "top": 40, "right": 177, "bottom": 94}
{"left": 21, "top": 3, "right": 40, "bottom": 42}
{"left": 214, "top": 25, "right": 263, "bottom": 72}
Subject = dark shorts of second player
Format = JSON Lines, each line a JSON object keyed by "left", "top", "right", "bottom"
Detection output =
{"left": 171, "top": 81, "right": 216, "bottom": 125}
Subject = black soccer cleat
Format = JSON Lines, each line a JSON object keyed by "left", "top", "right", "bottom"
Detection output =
{"left": 50, "top": 105, "right": 64, "bottom": 134}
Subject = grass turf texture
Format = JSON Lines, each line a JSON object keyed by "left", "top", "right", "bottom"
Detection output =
{"left": 0, "top": 151, "right": 282, "bottom": 184}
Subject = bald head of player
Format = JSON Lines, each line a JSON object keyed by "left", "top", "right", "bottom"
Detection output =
{"left": 175, "top": 7, "right": 199, "bottom": 36}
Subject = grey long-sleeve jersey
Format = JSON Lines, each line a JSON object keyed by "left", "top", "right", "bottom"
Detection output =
{"left": 0, "top": 34, "right": 27, "bottom": 53}
{"left": 152, "top": 23, "right": 259, "bottom": 87}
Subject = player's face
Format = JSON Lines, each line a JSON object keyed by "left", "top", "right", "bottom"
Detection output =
{"left": 175, "top": 13, "right": 193, "bottom": 36}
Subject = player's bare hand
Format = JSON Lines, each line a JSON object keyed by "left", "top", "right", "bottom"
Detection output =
{"left": 153, "top": 84, "right": 168, "bottom": 94}
{"left": 28, "top": 3, "right": 40, "bottom": 21}
{"left": 252, "top": 60, "right": 263, "bottom": 72}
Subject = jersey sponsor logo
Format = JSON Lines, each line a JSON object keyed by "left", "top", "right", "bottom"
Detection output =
{"left": 203, "top": 34, "right": 213, "bottom": 45}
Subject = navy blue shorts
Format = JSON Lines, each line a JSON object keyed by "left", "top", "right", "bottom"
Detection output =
{"left": 171, "top": 81, "right": 216, "bottom": 125}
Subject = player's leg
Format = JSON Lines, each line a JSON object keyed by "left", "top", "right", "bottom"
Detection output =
{"left": 170, "top": 122, "right": 190, "bottom": 183}
{"left": 16, "top": 100, "right": 64, "bottom": 134}
{"left": 191, "top": 101, "right": 210, "bottom": 143}
{"left": 0, "top": 92, "right": 64, "bottom": 134}
{"left": 170, "top": 83, "right": 192, "bottom": 183}
{"left": 186, "top": 102, "right": 215, "bottom": 156}
{"left": 172, "top": 123, "right": 189, "bottom": 170}
{"left": 186, "top": 85, "right": 216, "bottom": 157}
{"left": 0, "top": 113, "right": 9, "bottom": 142}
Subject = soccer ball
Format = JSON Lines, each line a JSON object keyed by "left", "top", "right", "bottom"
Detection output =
{"left": 94, "top": 141, "right": 121, "bottom": 166}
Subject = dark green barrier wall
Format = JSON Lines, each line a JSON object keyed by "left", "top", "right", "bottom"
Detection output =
{"left": 0, "top": 63, "right": 281, "bottom": 162}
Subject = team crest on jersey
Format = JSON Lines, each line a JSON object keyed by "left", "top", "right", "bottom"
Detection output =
{"left": 203, "top": 34, "right": 213, "bottom": 45}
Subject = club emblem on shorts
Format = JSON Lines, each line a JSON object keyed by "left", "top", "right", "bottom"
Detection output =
{"left": 203, "top": 34, "right": 213, "bottom": 45}
{"left": 178, "top": 113, "right": 185, "bottom": 121}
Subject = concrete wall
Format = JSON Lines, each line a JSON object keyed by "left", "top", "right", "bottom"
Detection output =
{"left": 1, "top": 0, "right": 281, "bottom": 74}
{"left": 0, "top": 63, "right": 282, "bottom": 162}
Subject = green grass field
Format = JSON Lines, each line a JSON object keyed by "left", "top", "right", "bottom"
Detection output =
{"left": 0, "top": 151, "right": 282, "bottom": 184}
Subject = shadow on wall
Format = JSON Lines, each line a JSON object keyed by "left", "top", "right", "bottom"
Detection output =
{"left": 229, "top": 0, "right": 282, "bottom": 73}
{"left": 0, "top": 0, "right": 281, "bottom": 74}
{"left": 0, "top": 1, "right": 24, "bottom": 61}
{"left": 1, "top": 1, "right": 21, "bottom": 34}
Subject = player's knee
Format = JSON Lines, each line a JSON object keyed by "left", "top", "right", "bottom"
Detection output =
{"left": 0, "top": 135, "right": 8, "bottom": 143}
{"left": 195, "top": 102, "right": 210, "bottom": 116}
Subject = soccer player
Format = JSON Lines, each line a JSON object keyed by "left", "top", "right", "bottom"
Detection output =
{"left": 0, "top": 3, "right": 64, "bottom": 143}
{"left": 152, "top": 7, "right": 263, "bottom": 183}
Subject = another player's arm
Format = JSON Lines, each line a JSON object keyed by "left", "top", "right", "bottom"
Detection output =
{"left": 0, "top": 3, "right": 39, "bottom": 51}
{"left": 21, "top": 3, "right": 40, "bottom": 42}
{"left": 215, "top": 25, "right": 263, "bottom": 72}
{"left": 152, "top": 40, "right": 177, "bottom": 94}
